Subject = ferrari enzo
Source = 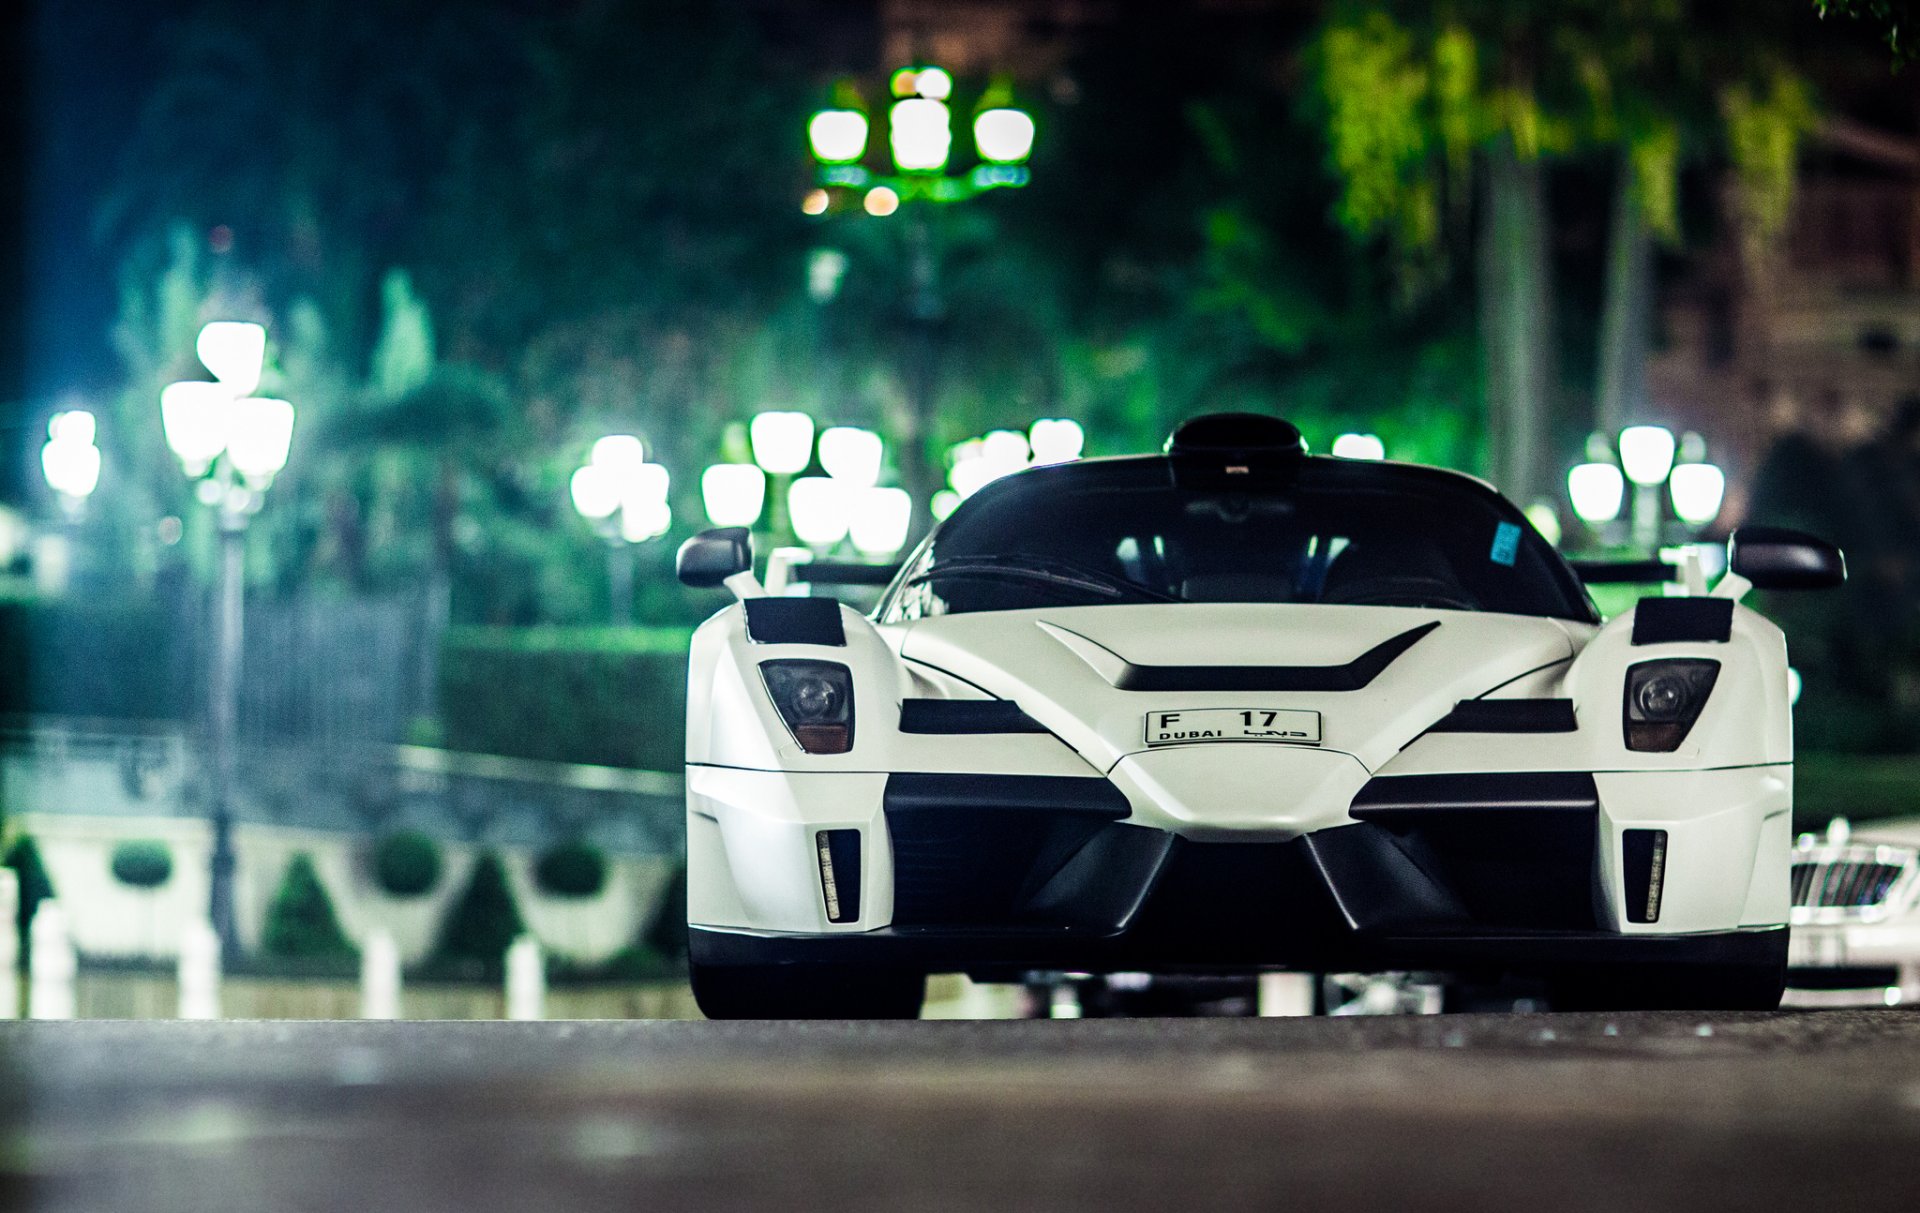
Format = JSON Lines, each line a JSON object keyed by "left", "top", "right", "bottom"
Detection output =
{"left": 676, "top": 413, "right": 1844, "bottom": 1018}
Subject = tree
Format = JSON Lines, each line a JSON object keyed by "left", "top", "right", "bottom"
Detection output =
{"left": 1307, "top": 2, "right": 1819, "bottom": 504}
{"left": 261, "top": 853, "right": 355, "bottom": 961}
{"left": 433, "top": 850, "right": 524, "bottom": 977}
{"left": 1816, "top": 0, "right": 1920, "bottom": 66}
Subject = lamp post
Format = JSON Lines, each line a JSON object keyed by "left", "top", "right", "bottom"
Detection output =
{"left": 570, "top": 436, "right": 671, "bottom": 624}
{"left": 41, "top": 411, "right": 101, "bottom": 516}
{"left": 160, "top": 321, "right": 293, "bottom": 957}
{"left": 806, "top": 66, "right": 1035, "bottom": 545}
{"left": 1566, "top": 425, "right": 1725, "bottom": 555}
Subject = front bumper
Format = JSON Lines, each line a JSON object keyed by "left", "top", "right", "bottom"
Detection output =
{"left": 689, "top": 764, "right": 1790, "bottom": 974}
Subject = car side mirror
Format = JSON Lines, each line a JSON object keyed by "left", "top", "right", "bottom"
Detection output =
{"left": 1727, "top": 526, "right": 1846, "bottom": 591}
{"left": 677, "top": 527, "right": 753, "bottom": 588}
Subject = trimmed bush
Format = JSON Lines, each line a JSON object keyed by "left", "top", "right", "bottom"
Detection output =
{"left": 437, "top": 626, "right": 691, "bottom": 770}
{"left": 432, "top": 851, "right": 524, "bottom": 977}
{"left": 262, "top": 854, "right": 357, "bottom": 961}
{"left": 533, "top": 841, "right": 607, "bottom": 899}
{"left": 5, "top": 837, "right": 54, "bottom": 968}
{"left": 371, "top": 830, "right": 443, "bottom": 898}
{"left": 109, "top": 840, "right": 172, "bottom": 888}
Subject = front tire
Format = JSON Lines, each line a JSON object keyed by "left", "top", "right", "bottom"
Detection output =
{"left": 1547, "top": 961, "right": 1786, "bottom": 1012}
{"left": 691, "top": 961, "right": 926, "bottom": 1020}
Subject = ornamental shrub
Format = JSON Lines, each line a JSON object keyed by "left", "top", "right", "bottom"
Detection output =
{"left": 109, "top": 840, "right": 172, "bottom": 888}
{"left": 5, "top": 837, "right": 54, "bottom": 968}
{"left": 262, "top": 854, "right": 356, "bottom": 960}
{"left": 533, "top": 841, "right": 607, "bottom": 899}
{"left": 432, "top": 851, "right": 524, "bottom": 977}
{"left": 371, "top": 830, "right": 443, "bottom": 898}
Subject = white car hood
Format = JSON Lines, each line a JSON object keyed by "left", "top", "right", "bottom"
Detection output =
{"left": 898, "top": 603, "right": 1579, "bottom": 776}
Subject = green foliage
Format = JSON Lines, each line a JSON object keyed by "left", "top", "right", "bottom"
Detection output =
{"left": 438, "top": 627, "right": 692, "bottom": 770}
{"left": 5, "top": 837, "right": 55, "bottom": 969}
{"left": 533, "top": 842, "right": 608, "bottom": 899}
{"left": 108, "top": 841, "right": 173, "bottom": 889}
{"left": 370, "top": 269, "right": 435, "bottom": 399}
{"left": 1722, "top": 70, "right": 1820, "bottom": 241}
{"left": 433, "top": 851, "right": 525, "bottom": 978}
{"left": 261, "top": 854, "right": 357, "bottom": 961}
{"left": 371, "top": 831, "right": 443, "bottom": 898}
{"left": 1815, "top": 0, "right": 1920, "bottom": 66}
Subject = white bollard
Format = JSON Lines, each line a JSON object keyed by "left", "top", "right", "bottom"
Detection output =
{"left": 28, "top": 901, "right": 76, "bottom": 1020}
{"left": 360, "top": 928, "right": 402, "bottom": 1020}
{"left": 505, "top": 934, "right": 545, "bottom": 1022}
{"left": 1257, "top": 972, "right": 1315, "bottom": 1017}
{"left": 0, "top": 869, "right": 17, "bottom": 1019}
{"left": 176, "top": 918, "right": 222, "bottom": 1020}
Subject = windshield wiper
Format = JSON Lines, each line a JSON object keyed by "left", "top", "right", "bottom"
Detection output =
{"left": 907, "top": 555, "right": 1182, "bottom": 604}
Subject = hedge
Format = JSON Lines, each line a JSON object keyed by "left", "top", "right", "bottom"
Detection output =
{"left": 437, "top": 626, "right": 691, "bottom": 771}
{"left": 109, "top": 840, "right": 173, "bottom": 889}
{"left": 371, "top": 830, "right": 443, "bottom": 898}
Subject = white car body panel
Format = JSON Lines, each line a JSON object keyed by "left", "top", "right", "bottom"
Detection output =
{"left": 681, "top": 442, "right": 1813, "bottom": 992}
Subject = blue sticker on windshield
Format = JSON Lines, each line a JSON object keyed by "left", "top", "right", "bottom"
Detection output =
{"left": 1490, "top": 522, "right": 1521, "bottom": 566}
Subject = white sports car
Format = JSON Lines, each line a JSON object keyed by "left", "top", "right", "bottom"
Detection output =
{"left": 676, "top": 413, "right": 1845, "bottom": 1018}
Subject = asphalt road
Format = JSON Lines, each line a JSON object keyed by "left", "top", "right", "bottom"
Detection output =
{"left": 4, "top": 1011, "right": 1920, "bottom": 1211}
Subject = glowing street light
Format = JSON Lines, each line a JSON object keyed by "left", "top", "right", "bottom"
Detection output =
{"left": 1618, "top": 425, "right": 1677, "bottom": 487}
{"left": 1028, "top": 418, "right": 1084, "bottom": 465}
{"left": 808, "top": 109, "right": 869, "bottom": 165}
{"left": 162, "top": 321, "right": 294, "bottom": 962}
{"left": 788, "top": 476, "right": 851, "bottom": 548}
{"left": 890, "top": 97, "right": 952, "bottom": 172}
{"left": 572, "top": 438, "right": 673, "bottom": 623}
{"left": 849, "top": 487, "right": 913, "bottom": 556}
{"left": 818, "top": 426, "right": 884, "bottom": 487}
{"left": 750, "top": 411, "right": 816, "bottom": 475}
{"left": 1331, "top": 432, "right": 1386, "bottom": 461}
{"left": 974, "top": 108, "right": 1036, "bottom": 165}
{"left": 195, "top": 321, "right": 267, "bottom": 397}
{"left": 41, "top": 410, "right": 101, "bottom": 508}
{"left": 1668, "top": 463, "right": 1727, "bottom": 527}
{"left": 864, "top": 185, "right": 900, "bottom": 217}
{"left": 1567, "top": 462, "right": 1626, "bottom": 526}
{"left": 223, "top": 398, "right": 296, "bottom": 485}
{"left": 702, "top": 464, "right": 767, "bottom": 528}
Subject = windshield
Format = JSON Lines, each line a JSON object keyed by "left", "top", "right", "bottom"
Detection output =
{"left": 881, "top": 458, "right": 1595, "bottom": 623}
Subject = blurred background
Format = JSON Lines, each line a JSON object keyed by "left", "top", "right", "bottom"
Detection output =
{"left": 0, "top": 0, "right": 1916, "bottom": 1018}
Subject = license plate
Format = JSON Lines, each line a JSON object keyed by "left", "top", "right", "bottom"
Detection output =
{"left": 1143, "top": 708, "right": 1322, "bottom": 747}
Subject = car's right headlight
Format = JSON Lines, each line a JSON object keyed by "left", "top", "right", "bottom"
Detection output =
{"left": 1623, "top": 658, "right": 1720, "bottom": 752}
{"left": 760, "top": 660, "right": 855, "bottom": 754}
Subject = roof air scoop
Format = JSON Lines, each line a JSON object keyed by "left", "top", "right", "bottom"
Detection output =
{"left": 1166, "top": 413, "right": 1306, "bottom": 484}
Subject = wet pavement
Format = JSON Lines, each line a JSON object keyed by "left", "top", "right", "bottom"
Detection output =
{"left": 4, "top": 1010, "right": 1920, "bottom": 1211}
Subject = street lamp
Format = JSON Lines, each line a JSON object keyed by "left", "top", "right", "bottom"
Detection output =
{"left": 701, "top": 464, "right": 767, "bottom": 528}
{"left": 1028, "top": 418, "right": 1084, "bottom": 465}
{"left": 571, "top": 437, "right": 671, "bottom": 624}
{"left": 788, "top": 476, "right": 851, "bottom": 549}
{"left": 160, "top": 320, "right": 290, "bottom": 959}
{"left": 1567, "top": 426, "right": 1725, "bottom": 552}
{"left": 41, "top": 411, "right": 101, "bottom": 514}
{"left": 848, "top": 486, "right": 913, "bottom": 557}
{"left": 1331, "top": 433, "right": 1386, "bottom": 461}
{"left": 805, "top": 66, "right": 1035, "bottom": 546}
{"left": 818, "top": 426, "right": 884, "bottom": 487}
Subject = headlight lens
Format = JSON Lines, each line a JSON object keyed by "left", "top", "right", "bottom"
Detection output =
{"left": 760, "top": 660, "right": 855, "bottom": 754}
{"left": 1623, "top": 658, "right": 1720, "bottom": 751}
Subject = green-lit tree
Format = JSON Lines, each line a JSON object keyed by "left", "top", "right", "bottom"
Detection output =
{"left": 261, "top": 853, "right": 356, "bottom": 961}
{"left": 433, "top": 851, "right": 525, "bottom": 978}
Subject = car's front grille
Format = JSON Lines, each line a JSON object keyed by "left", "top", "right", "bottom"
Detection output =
{"left": 1790, "top": 843, "right": 1916, "bottom": 923}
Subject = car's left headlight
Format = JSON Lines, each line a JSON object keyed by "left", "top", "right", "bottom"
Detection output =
{"left": 1623, "top": 658, "right": 1720, "bottom": 752}
{"left": 760, "top": 660, "right": 855, "bottom": 754}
